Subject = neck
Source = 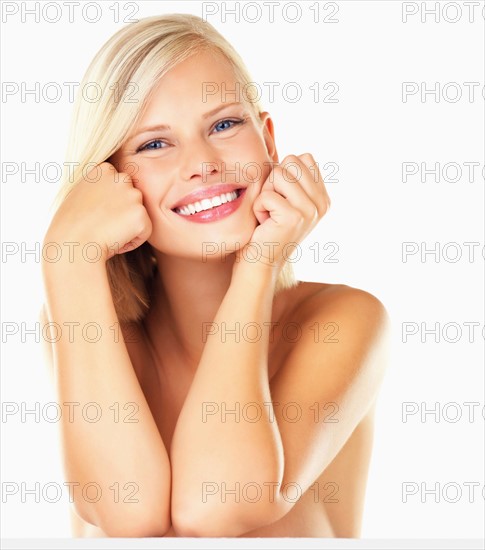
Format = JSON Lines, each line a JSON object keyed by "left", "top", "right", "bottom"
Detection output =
{"left": 144, "top": 250, "right": 240, "bottom": 369}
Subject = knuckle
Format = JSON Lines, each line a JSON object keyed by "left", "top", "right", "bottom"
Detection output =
{"left": 134, "top": 212, "right": 148, "bottom": 233}
{"left": 129, "top": 187, "right": 143, "bottom": 202}
{"left": 271, "top": 165, "right": 283, "bottom": 177}
{"left": 310, "top": 204, "right": 319, "bottom": 221}
{"left": 100, "top": 162, "right": 116, "bottom": 172}
{"left": 281, "top": 155, "right": 299, "bottom": 167}
{"left": 300, "top": 152, "right": 314, "bottom": 162}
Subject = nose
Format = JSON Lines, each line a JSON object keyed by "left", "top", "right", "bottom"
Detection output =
{"left": 179, "top": 137, "right": 221, "bottom": 183}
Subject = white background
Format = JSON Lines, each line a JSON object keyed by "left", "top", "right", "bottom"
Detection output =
{"left": 1, "top": 0, "right": 484, "bottom": 543}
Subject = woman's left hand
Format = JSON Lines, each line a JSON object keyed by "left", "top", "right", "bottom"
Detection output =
{"left": 238, "top": 153, "right": 331, "bottom": 268}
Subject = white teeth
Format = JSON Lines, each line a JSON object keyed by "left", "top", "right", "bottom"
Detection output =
{"left": 175, "top": 190, "right": 240, "bottom": 215}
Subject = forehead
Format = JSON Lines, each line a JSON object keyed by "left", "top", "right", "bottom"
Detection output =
{"left": 143, "top": 50, "right": 239, "bottom": 114}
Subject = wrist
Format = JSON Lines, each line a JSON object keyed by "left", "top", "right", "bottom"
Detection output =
{"left": 42, "top": 255, "right": 112, "bottom": 316}
{"left": 231, "top": 254, "right": 280, "bottom": 290}
{"left": 41, "top": 251, "right": 108, "bottom": 285}
{"left": 234, "top": 240, "right": 284, "bottom": 273}
{"left": 42, "top": 232, "right": 109, "bottom": 269}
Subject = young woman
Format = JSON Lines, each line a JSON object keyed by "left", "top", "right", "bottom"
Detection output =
{"left": 40, "top": 14, "right": 390, "bottom": 538}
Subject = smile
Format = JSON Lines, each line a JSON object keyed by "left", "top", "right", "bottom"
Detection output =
{"left": 174, "top": 189, "right": 242, "bottom": 215}
{"left": 172, "top": 188, "right": 246, "bottom": 224}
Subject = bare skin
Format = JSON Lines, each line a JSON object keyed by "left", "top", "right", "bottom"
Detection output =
{"left": 42, "top": 275, "right": 387, "bottom": 537}
{"left": 46, "top": 280, "right": 383, "bottom": 538}
{"left": 41, "top": 49, "right": 390, "bottom": 537}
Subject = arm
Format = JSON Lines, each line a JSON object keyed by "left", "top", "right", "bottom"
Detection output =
{"left": 171, "top": 270, "right": 390, "bottom": 537}
{"left": 41, "top": 255, "right": 171, "bottom": 537}
{"left": 170, "top": 260, "right": 284, "bottom": 536}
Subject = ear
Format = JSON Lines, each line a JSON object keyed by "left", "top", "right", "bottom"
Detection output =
{"left": 259, "top": 111, "right": 279, "bottom": 163}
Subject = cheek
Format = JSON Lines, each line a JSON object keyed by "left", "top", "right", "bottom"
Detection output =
{"left": 128, "top": 162, "right": 155, "bottom": 188}
{"left": 227, "top": 141, "right": 269, "bottom": 185}
{"left": 128, "top": 164, "right": 171, "bottom": 208}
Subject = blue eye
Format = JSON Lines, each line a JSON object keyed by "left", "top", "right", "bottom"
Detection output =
{"left": 137, "top": 139, "right": 166, "bottom": 152}
{"left": 213, "top": 118, "right": 243, "bottom": 132}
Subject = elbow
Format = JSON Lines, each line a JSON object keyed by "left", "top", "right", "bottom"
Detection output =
{"left": 72, "top": 471, "right": 172, "bottom": 537}
{"left": 101, "top": 512, "right": 171, "bottom": 538}
{"left": 171, "top": 509, "right": 219, "bottom": 538}
{"left": 76, "top": 500, "right": 171, "bottom": 538}
{"left": 172, "top": 500, "right": 288, "bottom": 538}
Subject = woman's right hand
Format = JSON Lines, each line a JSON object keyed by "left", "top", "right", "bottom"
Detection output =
{"left": 44, "top": 162, "right": 152, "bottom": 264}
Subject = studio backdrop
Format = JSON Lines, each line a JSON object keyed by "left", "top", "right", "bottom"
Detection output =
{"left": 1, "top": 0, "right": 483, "bottom": 544}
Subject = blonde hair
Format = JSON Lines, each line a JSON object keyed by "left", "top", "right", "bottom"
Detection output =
{"left": 54, "top": 13, "right": 297, "bottom": 324}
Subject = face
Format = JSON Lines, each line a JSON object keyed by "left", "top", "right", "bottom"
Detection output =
{"left": 110, "top": 50, "right": 278, "bottom": 261}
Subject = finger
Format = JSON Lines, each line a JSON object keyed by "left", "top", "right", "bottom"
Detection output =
{"left": 253, "top": 190, "right": 303, "bottom": 228}
{"left": 280, "top": 154, "right": 330, "bottom": 216}
{"left": 286, "top": 154, "right": 329, "bottom": 212}
{"left": 269, "top": 164, "right": 320, "bottom": 222}
{"left": 119, "top": 215, "right": 152, "bottom": 254}
{"left": 298, "top": 153, "right": 332, "bottom": 213}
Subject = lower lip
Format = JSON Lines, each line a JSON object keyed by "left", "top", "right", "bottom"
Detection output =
{"left": 172, "top": 189, "right": 246, "bottom": 223}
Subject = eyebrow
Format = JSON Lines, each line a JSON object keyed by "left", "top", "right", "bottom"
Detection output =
{"left": 130, "top": 101, "right": 245, "bottom": 139}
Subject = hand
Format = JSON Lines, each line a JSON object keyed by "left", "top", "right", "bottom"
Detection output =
{"left": 43, "top": 162, "right": 152, "bottom": 264}
{"left": 237, "top": 153, "right": 330, "bottom": 268}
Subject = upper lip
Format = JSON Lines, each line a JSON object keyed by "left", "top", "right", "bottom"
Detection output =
{"left": 171, "top": 184, "right": 245, "bottom": 210}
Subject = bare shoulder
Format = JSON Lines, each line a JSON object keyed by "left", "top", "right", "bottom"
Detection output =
{"left": 282, "top": 280, "right": 389, "bottom": 324}
{"left": 278, "top": 281, "right": 391, "bottom": 364}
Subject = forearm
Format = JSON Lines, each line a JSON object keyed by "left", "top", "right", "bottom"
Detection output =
{"left": 170, "top": 261, "right": 285, "bottom": 536}
{"left": 42, "top": 257, "right": 171, "bottom": 536}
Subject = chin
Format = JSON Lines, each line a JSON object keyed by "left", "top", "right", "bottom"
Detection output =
{"left": 149, "top": 216, "right": 258, "bottom": 261}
